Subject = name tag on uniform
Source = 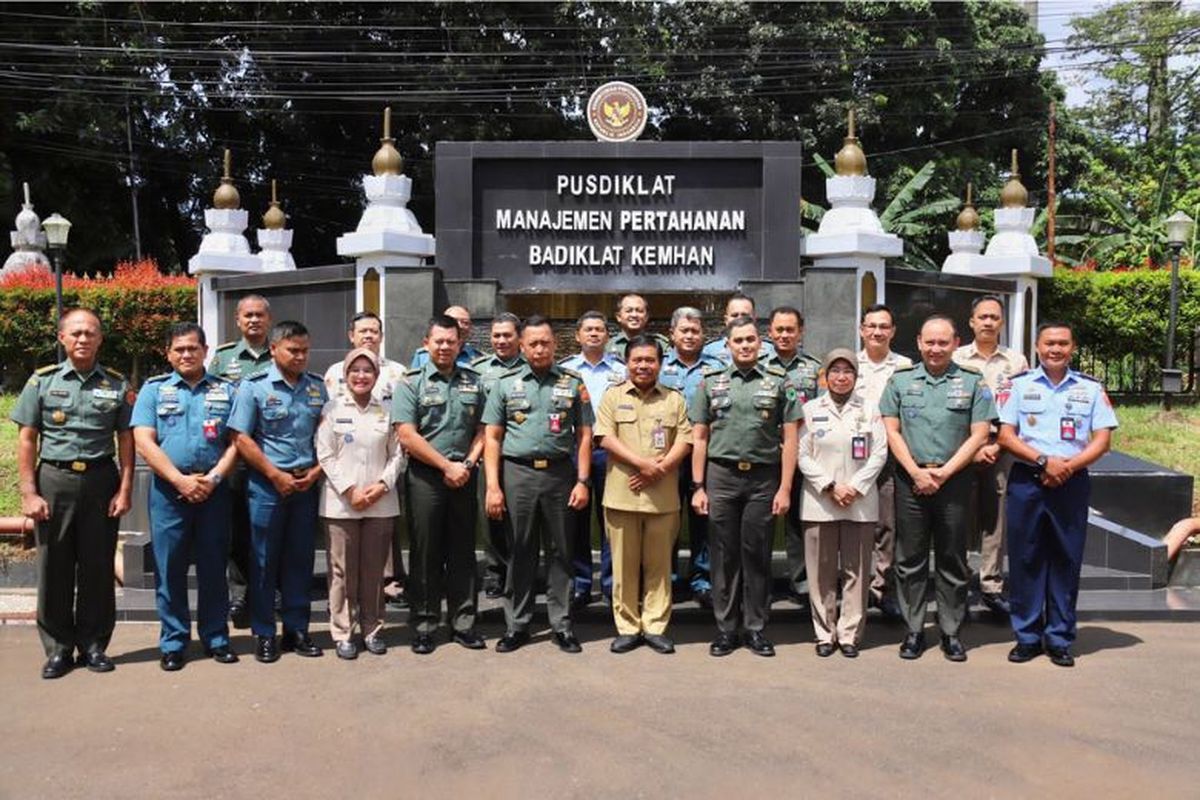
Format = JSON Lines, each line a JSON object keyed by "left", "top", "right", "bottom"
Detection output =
{"left": 811, "top": 415, "right": 829, "bottom": 422}
{"left": 205, "top": 388, "right": 229, "bottom": 401}
{"left": 92, "top": 389, "right": 120, "bottom": 400}
{"left": 50, "top": 389, "right": 70, "bottom": 397}
{"left": 458, "top": 383, "right": 478, "bottom": 393}
{"left": 553, "top": 386, "right": 573, "bottom": 399}
{"left": 335, "top": 418, "right": 353, "bottom": 424}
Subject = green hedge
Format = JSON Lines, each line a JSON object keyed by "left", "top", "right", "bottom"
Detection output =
{"left": 0, "top": 261, "right": 196, "bottom": 387}
{"left": 1040, "top": 267, "right": 1200, "bottom": 364}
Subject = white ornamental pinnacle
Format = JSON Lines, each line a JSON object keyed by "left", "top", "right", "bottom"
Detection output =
{"left": 188, "top": 149, "right": 261, "bottom": 275}
{"left": 357, "top": 172, "right": 424, "bottom": 235}
{"left": 257, "top": 179, "right": 295, "bottom": 272}
{"left": 2, "top": 182, "right": 51, "bottom": 275}
{"left": 818, "top": 174, "right": 884, "bottom": 235}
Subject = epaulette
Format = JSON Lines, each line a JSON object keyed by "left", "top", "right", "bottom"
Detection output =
{"left": 457, "top": 362, "right": 480, "bottom": 374}
{"left": 145, "top": 373, "right": 171, "bottom": 384}
{"left": 558, "top": 366, "right": 583, "bottom": 380}
{"left": 1008, "top": 369, "right": 1031, "bottom": 381}
{"left": 470, "top": 354, "right": 492, "bottom": 367}
{"left": 893, "top": 364, "right": 916, "bottom": 373}
{"left": 215, "top": 341, "right": 237, "bottom": 352}
{"left": 1075, "top": 371, "right": 1102, "bottom": 383}
{"left": 661, "top": 383, "right": 682, "bottom": 394}
{"left": 405, "top": 367, "right": 422, "bottom": 377}
{"left": 499, "top": 364, "right": 525, "bottom": 378}
{"left": 246, "top": 372, "right": 269, "bottom": 382}
{"left": 701, "top": 365, "right": 725, "bottom": 377}
{"left": 210, "top": 373, "right": 233, "bottom": 384}
{"left": 957, "top": 364, "right": 982, "bottom": 375}
{"left": 35, "top": 364, "right": 59, "bottom": 375}
{"left": 103, "top": 366, "right": 126, "bottom": 380}
{"left": 306, "top": 371, "right": 324, "bottom": 381}
{"left": 801, "top": 351, "right": 822, "bottom": 364}
{"left": 764, "top": 365, "right": 787, "bottom": 377}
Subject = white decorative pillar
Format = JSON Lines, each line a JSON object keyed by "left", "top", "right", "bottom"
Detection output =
{"left": 799, "top": 110, "right": 903, "bottom": 353}
{"left": 256, "top": 179, "right": 296, "bottom": 272}
{"left": 187, "top": 149, "right": 263, "bottom": 347}
{"left": 2, "top": 182, "right": 51, "bottom": 276}
{"left": 336, "top": 107, "right": 436, "bottom": 360}
{"left": 943, "top": 152, "right": 1051, "bottom": 360}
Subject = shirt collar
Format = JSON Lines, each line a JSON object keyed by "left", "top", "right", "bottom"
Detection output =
{"left": 1031, "top": 366, "right": 1078, "bottom": 389}
{"left": 59, "top": 360, "right": 102, "bottom": 382}
{"left": 621, "top": 380, "right": 664, "bottom": 398}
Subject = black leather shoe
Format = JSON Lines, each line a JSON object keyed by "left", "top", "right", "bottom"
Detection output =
{"left": 78, "top": 650, "right": 115, "bottom": 673}
{"left": 451, "top": 629, "right": 487, "bottom": 650}
{"left": 709, "top": 632, "right": 740, "bottom": 657}
{"left": 1008, "top": 642, "right": 1043, "bottom": 663}
{"left": 495, "top": 631, "right": 530, "bottom": 653}
{"left": 879, "top": 595, "right": 905, "bottom": 622}
{"left": 386, "top": 593, "right": 410, "bottom": 611}
{"left": 255, "top": 635, "right": 279, "bottom": 663}
{"left": 41, "top": 654, "right": 72, "bottom": 680}
{"left": 839, "top": 643, "right": 859, "bottom": 659}
{"left": 363, "top": 635, "right": 387, "bottom": 656}
{"left": 483, "top": 580, "right": 505, "bottom": 600}
{"left": 280, "top": 631, "right": 323, "bottom": 657}
{"left": 335, "top": 640, "right": 358, "bottom": 660}
{"left": 643, "top": 634, "right": 675, "bottom": 654}
{"left": 981, "top": 592, "right": 1012, "bottom": 616}
{"left": 899, "top": 632, "right": 925, "bottom": 660}
{"left": 411, "top": 634, "right": 436, "bottom": 655}
{"left": 815, "top": 642, "right": 836, "bottom": 658}
{"left": 1048, "top": 647, "right": 1075, "bottom": 668}
{"left": 553, "top": 631, "right": 582, "bottom": 653}
{"left": 160, "top": 651, "right": 186, "bottom": 672}
{"left": 692, "top": 588, "right": 714, "bottom": 609}
{"left": 204, "top": 645, "right": 239, "bottom": 664}
{"left": 746, "top": 631, "right": 775, "bottom": 657}
{"left": 569, "top": 592, "right": 592, "bottom": 613}
{"left": 228, "top": 601, "right": 250, "bottom": 629}
{"left": 785, "top": 589, "right": 810, "bottom": 609}
{"left": 610, "top": 634, "right": 642, "bottom": 653}
{"left": 940, "top": 635, "right": 968, "bottom": 662}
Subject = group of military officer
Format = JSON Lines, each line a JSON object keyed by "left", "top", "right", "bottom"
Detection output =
{"left": 14, "top": 290, "right": 1116, "bottom": 677}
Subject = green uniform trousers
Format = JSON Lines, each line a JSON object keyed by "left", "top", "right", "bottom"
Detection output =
{"left": 501, "top": 458, "right": 575, "bottom": 635}
{"left": 783, "top": 465, "right": 808, "bottom": 595}
{"left": 707, "top": 460, "right": 779, "bottom": 634}
{"left": 405, "top": 462, "right": 479, "bottom": 636}
{"left": 35, "top": 461, "right": 120, "bottom": 657}
{"left": 893, "top": 469, "right": 972, "bottom": 636}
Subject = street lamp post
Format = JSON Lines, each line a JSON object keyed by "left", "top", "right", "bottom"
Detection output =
{"left": 1162, "top": 210, "right": 1195, "bottom": 407}
{"left": 41, "top": 213, "right": 72, "bottom": 361}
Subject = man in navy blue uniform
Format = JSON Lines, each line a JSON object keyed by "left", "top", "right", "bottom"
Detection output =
{"left": 998, "top": 321, "right": 1117, "bottom": 667}
{"left": 132, "top": 322, "right": 241, "bottom": 670}
{"left": 228, "top": 320, "right": 328, "bottom": 663}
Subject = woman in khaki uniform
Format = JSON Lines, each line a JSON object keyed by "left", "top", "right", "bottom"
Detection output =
{"left": 797, "top": 349, "right": 887, "bottom": 657}
{"left": 316, "top": 348, "right": 406, "bottom": 660}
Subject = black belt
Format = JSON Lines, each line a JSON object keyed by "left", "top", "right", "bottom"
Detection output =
{"left": 710, "top": 457, "right": 776, "bottom": 472}
{"left": 285, "top": 463, "right": 316, "bottom": 477}
{"left": 177, "top": 464, "right": 217, "bottom": 475}
{"left": 40, "top": 458, "right": 113, "bottom": 473}
{"left": 504, "top": 455, "right": 569, "bottom": 470}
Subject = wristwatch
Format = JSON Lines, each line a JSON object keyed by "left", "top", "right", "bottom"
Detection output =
{"left": 207, "top": 471, "right": 223, "bottom": 486}
{"left": 690, "top": 481, "right": 705, "bottom": 492}
{"left": 463, "top": 458, "right": 476, "bottom": 470}
{"left": 577, "top": 477, "right": 592, "bottom": 488}
{"left": 822, "top": 480, "right": 836, "bottom": 494}
{"left": 1035, "top": 455, "right": 1048, "bottom": 469}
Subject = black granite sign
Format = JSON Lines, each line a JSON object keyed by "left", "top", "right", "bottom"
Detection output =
{"left": 435, "top": 142, "right": 801, "bottom": 292}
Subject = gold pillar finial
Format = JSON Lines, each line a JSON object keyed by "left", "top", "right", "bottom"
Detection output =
{"left": 834, "top": 106, "right": 867, "bottom": 177}
{"left": 262, "top": 178, "right": 286, "bottom": 230}
{"left": 372, "top": 105, "right": 403, "bottom": 176}
{"left": 213, "top": 148, "right": 240, "bottom": 209}
{"left": 957, "top": 182, "right": 980, "bottom": 231}
{"left": 1000, "top": 149, "right": 1028, "bottom": 208}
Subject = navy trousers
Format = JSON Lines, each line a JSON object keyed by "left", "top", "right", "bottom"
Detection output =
{"left": 1006, "top": 464, "right": 1090, "bottom": 650}
{"left": 149, "top": 476, "right": 231, "bottom": 653}
{"left": 246, "top": 471, "right": 318, "bottom": 637}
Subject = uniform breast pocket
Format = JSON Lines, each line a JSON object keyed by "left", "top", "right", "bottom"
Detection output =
{"left": 752, "top": 393, "right": 778, "bottom": 410}
{"left": 945, "top": 393, "right": 972, "bottom": 412}
{"left": 458, "top": 392, "right": 480, "bottom": 421}
{"left": 90, "top": 390, "right": 120, "bottom": 415}
{"left": 1018, "top": 395, "right": 1047, "bottom": 416}
{"left": 708, "top": 394, "right": 732, "bottom": 423}
{"left": 899, "top": 393, "right": 926, "bottom": 419}
{"left": 506, "top": 397, "right": 531, "bottom": 419}
{"left": 262, "top": 404, "right": 290, "bottom": 432}
{"left": 614, "top": 408, "right": 638, "bottom": 428}
{"left": 205, "top": 400, "right": 231, "bottom": 421}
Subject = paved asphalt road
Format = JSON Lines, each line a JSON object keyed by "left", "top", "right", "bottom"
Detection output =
{"left": 2, "top": 617, "right": 1197, "bottom": 799}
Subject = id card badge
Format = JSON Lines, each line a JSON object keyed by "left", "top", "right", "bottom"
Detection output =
{"left": 1060, "top": 416, "right": 1076, "bottom": 441}
{"left": 652, "top": 421, "right": 667, "bottom": 451}
{"left": 203, "top": 419, "right": 219, "bottom": 442}
{"left": 549, "top": 413, "right": 562, "bottom": 434}
{"left": 851, "top": 434, "right": 868, "bottom": 460}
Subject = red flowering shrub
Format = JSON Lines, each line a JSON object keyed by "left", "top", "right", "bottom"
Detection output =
{"left": 0, "top": 259, "right": 196, "bottom": 387}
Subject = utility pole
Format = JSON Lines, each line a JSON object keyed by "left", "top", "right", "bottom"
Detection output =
{"left": 1047, "top": 100, "right": 1057, "bottom": 264}
{"left": 125, "top": 97, "right": 143, "bottom": 261}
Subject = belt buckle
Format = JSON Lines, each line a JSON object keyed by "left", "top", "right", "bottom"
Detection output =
{"left": 533, "top": 459, "right": 549, "bottom": 470}
{"left": 70, "top": 461, "right": 87, "bottom": 473}
{"left": 737, "top": 461, "right": 751, "bottom": 472}
{"left": 291, "top": 466, "right": 309, "bottom": 477}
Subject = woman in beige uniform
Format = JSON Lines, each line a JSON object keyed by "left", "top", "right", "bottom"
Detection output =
{"left": 317, "top": 348, "right": 406, "bottom": 659}
{"left": 798, "top": 349, "right": 888, "bottom": 657}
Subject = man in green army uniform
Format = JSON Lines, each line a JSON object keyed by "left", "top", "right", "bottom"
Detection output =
{"left": 483, "top": 315, "right": 593, "bottom": 654}
{"left": 880, "top": 314, "right": 995, "bottom": 662}
{"left": 760, "top": 305, "right": 822, "bottom": 608}
{"left": 207, "top": 294, "right": 274, "bottom": 625}
{"left": 690, "top": 315, "right": 800, "bottom": 658}
{"left": 12, "top": 309, "right": 135, "bottom": 679}
{"left": 470, "top": 312, "right": 524, "bottom": 598}
{"left": 394, "top": 314, "right": 487, "bottom": 655}
{"left": 607, "top": 293, "right": 670, "bottom": 359}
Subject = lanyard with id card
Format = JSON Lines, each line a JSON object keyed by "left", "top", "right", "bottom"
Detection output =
{"left": 1060, "top": 416, "right": 1076, "bottom": 441}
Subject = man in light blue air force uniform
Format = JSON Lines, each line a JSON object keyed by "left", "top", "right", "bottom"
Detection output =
{"left": 998, "top": 321, "right": 1117, "bottom": 668}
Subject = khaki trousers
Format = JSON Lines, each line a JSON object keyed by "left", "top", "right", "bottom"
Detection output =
{"left": 324, "top": 517, "right": 392, "bottom": 642}
{"left": 804, "top": 520, "right": 873, "bottom": 646}
{"left": 973, "top": 455, "right": 1011, "bottom": 595}
{"left": 869, "top": 468, "right": 896, "bottom": 603}
{"left": 605, "top": 508, "right": 678, "bottom": 636}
